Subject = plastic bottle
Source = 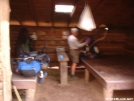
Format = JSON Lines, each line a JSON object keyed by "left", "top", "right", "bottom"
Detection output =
{"left": 38, "top": 71, "right": 48, "bottom": 84}
{"left": 39, "top": 71, "right": 44, "bottom": 78}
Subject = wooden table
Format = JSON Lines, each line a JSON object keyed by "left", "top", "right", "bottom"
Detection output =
{"left": 81, "top": 55, "right": 134, "bottom": 101}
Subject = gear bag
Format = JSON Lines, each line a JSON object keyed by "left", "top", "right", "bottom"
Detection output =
{"left": 18, "top": 60, "right": 41, "bottom": 77}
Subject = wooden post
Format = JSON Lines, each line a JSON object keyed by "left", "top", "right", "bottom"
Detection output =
{"left": 103, "top": 88, "right": 113, "bottom": 101}
{"left": 60, "top": 61, "right": 68, "bottom": 85}
{"left": 56, "top": 48, "right": 69, "bottom": 85}
{"left": 0, "top": 0, "right": 12, "bottom": 101}
{"left": 26, "top": 89, "right": 36, "bottom": 101}
{"left": 85, "top": 68, "right": 90, "bottom": 82}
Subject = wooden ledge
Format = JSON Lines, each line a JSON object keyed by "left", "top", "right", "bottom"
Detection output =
{"left": 12, "top": 74, "right": 37, "bottom": 89}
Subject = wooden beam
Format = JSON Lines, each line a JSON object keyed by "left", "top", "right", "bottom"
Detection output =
{"left": 106, "top": 1, "right": 134, "bottom": 26}
{"left": 10, "top": 0, "right": 22, "bottom": 25}
{"left": 26, "top": 0, "right": 38, "bottom": 26}
{"left": 92, "top": 0, "right": 107, "bottom": 26}
{"left": 70, "top": 0, "right": 80, "bottom": 17}
{"left": 67, "top": 0, "right": 80, "bottom": 27}
{"left": 12, "top": 12, "right": 22, "bottom": 25}
{"left": 92, "top": 0, "right": 106, "bottom": 13}
{"left": 51, "top": 0, "right": 55, "bottom": 27}
{"left": 0, "top": 0, "right": 12, "bottom": 101}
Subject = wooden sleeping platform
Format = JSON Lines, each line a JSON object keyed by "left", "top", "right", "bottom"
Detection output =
{"left": 81, "top": 55, "right": 134, "bottom": 101}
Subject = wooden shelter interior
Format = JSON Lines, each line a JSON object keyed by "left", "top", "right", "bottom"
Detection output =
{"left": 9, "top": 0, "right": 134, "bottom": 100}
{"left": 10, "top": 0, "right": 134, "bottom": 64}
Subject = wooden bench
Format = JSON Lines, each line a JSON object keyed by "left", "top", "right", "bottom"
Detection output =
{"left": 81, "top": 55, "right": 134, "bottom": 101}
{"left": 12, "top": 74, "right": 37, "bottom": 101}
{"left": 56, "top": 48, "right": 69, "bottom": 85}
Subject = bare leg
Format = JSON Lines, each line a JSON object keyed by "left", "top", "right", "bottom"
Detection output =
{"left": 71, "top": 63, "right": 77, "bottom": 75}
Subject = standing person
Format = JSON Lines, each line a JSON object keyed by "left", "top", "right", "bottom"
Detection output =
{"left": 67, "top": 28, "right": 88, "bottom": 79}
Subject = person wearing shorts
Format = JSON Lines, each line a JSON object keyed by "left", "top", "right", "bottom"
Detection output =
{"left": 67, "top": 28, "right": 88, "bottom": 79}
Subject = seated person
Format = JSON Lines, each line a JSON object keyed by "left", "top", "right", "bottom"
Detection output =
{"left": 14, "top": 28, "right": 48, "bottom": 83}
{"left": 15, "top": 28, "right": 32, "bottom": 58}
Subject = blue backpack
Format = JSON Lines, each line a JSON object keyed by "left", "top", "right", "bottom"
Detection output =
{"left": 18, "top": 60, "right": 41, "bottom": 77}
{"left": 17, "top": 53, "right": 50, "bottom": 77}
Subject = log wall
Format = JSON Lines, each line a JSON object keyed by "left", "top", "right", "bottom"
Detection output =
{"left": 79, "top": 29, "right": 126, "bottom": 55}
{"left": 10, "top": 26, "right": 70, "bottom": 66}
{"left": 124, "top": 29, "right": 134, "bottom": 56}
{"left": 10, "top": 26, "right": 127, "bottom": 66}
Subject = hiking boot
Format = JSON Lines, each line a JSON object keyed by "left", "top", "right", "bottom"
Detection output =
{"left": 71, "top": 75, "right": 79, "bottom": 80}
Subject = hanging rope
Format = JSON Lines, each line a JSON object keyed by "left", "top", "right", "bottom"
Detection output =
{"left": 89, "top": 28, "right": 108, "bottom": 48}
{"left": 85, "top": 0, "right": 87, "bottom": 5}
{"left": 85, "top": 0, "right": 88, "bottom": 5}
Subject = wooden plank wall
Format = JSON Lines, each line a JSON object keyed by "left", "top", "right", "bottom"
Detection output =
{"left": 124, "top": 29, "right": 134, "bottom": 56}
{"left": 10, "top": 26, "right": 70, "bottom": 66}
{"left": 10, "top": 26, "right": 127, "bottom": 66}
{"left": 79, "top": 29, "right": 126, "bottom": 55}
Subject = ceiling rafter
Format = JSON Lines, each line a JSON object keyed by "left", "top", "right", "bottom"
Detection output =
{"left": 11, "top": 0, "right": 22, "bottom": 25}
{"left": 106, "top": 6, "right": 119, "bottom": 26}
{"left": 93, "top": 0, "right": 106, "bottom": 14}
{"left": 67, "top": 0, "right": 80, "bottom": 27}
{"left": 51, "top": 0, "right": 55, "bottom": 27}
{"left": 91, "top": 0, "right": 108, "bottom": 26}
{"left": 26, "top": 0, "right": 38, "bottom": 26}
{"left": 12, "top": 11, "right": 22, "bottom": 25}
{"left": 104, "top": 0, "right": 134, "bottom": 26}
{"left": 9, "top": 0, "right": 134, "bottom": 27}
